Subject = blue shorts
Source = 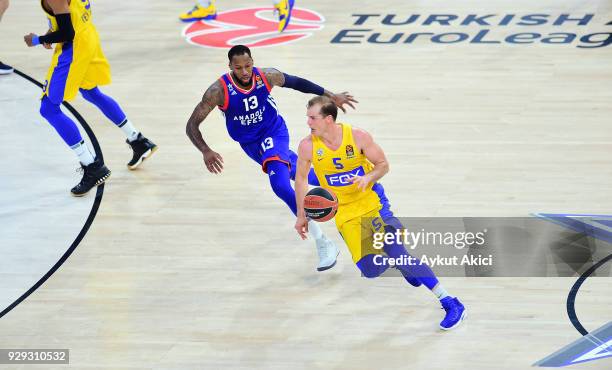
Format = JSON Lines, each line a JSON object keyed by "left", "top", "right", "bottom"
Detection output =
{"left": 239, "top": 123, "right": 294, "bottom": 174}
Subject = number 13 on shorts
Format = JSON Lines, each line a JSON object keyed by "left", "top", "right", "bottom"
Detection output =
{"left": 261, "top": 137, "right": 274, "bottom": 151}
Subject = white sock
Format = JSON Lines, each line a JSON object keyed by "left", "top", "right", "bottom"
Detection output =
{"left": 308, "top": 220, "right": 324, "bottom": 240}
{"left": 118, "top": 119, "right": 140, "bottom": 142}
{"left": 71, "top": 140, "right": 95, "bottom": 165}
{"left": 197, "top": 0, "right": 212, "bottom": 7}
{"left": 432, "top": 284, "right": 451, "bottom": 301}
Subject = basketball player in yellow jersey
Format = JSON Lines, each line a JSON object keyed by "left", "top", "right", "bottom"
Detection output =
{"left": 24, "top": 0, "right": 157, "bottom": 196}
{"left": 295, "top": 96, "right": 467, "bottom": 330}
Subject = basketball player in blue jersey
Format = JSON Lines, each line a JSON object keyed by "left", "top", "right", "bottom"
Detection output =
{"left": 295, "top": 96, "right": 466, "bottom": 330}
{"left": 180, "top": 0, "right": 295, "bottom": 33}
{"left": 186, "top": 45, "right": 358, "bottom": 271}
{"left": 24, "top": 0, "right": 157, "bottom": 196}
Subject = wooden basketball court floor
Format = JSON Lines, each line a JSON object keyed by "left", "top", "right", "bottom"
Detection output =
{"left": 0, "top": 1, "right": 610, "bottom": 369}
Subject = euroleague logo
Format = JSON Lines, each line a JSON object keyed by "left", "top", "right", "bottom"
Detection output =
{"left": 182, "top": 7, "right": 325, "bottom": 48}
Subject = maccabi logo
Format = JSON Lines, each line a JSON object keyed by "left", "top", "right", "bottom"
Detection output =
{"left": 326, "top": 166, "right": 364, "bottom": 187}
{"left": 345, "top": 144, "right": 355, "bottom": 158}
{"left": 183, "top": 7, "right": 325, "bottom": 49}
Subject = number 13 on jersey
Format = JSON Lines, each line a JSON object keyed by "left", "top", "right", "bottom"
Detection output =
{"left": 243, "top": 96, "right": 258, "bottom": 111}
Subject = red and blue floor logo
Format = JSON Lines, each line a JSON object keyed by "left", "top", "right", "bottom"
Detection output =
{"left": 182, "top": 7, "right": 325, "bottom": 49}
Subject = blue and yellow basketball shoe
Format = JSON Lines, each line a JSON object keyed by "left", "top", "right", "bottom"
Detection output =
{"left": 274, "top": 0, "right": 295, "bottom": 32}
{"left": 439, "top": 297, "right": 466, "bottom": 330}
{"left": 179, "top": 1, "right": 217, "bottom": 22}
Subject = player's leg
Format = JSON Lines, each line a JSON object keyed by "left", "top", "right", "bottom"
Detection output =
{"left": 179, "top": 0, "right": 217, "bottom": 22}
{"left": 256, "top": 134, "right": 339, "bottom": 271}
{"left": 339, "top": 213, "right": 389, "bottom": 277}
{"left": 79, "top": 87, "right": 157, "bottom": 169}
{"left": 41, "top": 46, "right": 110, "bottom": 196}
{"left": 273, "top": 0, "right": 295, "bottom": 32}
{"left": 374, "top": 215, "right": 467, "bottom": 330}
{"left": 39, "top": 97, "right": 110, "bottom": 196}
{"left": 80, "top": 45, "right": 156, "bottom": 170}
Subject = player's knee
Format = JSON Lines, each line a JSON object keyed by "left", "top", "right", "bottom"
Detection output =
{"left": 383, "top": 216, "right": 404, "bottom": 231}
{"left": 79, "top": 87, "right": 101, "bottom": 102}
{"left": 39, "top": 97, "right": 61, "bottom": 119}
{"left": 356, "top": 254, "right": 388, "bottom": 278}
{"left": 267, "top": 161, "right": 293, "bottom": 196}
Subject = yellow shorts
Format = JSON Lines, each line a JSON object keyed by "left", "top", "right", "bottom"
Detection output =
{"left": 338, "top": 208, "right": 388, "bottom": 263}
{"left": 43, "top": 28, "right": 111, "bottom": 104}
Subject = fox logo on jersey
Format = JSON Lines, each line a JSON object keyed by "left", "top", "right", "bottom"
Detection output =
{"left": 325, "top": 166, "right": 365, "bottom": 187}
{"left": 182, "top": 7, "right": 325, "bottom": 49}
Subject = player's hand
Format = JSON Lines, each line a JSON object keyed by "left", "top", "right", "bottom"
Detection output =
{"left": 24, "top": 33, "right": 37, "bottom": 47}
{"left": 350, "top": 174, "right": 372, "bottom": 191}
{"left": 203, "top": 149, "right": 224, "bottom": 174}
{"left": 295, "top": 216, "right": 309, "bottom": 240}
{"left": 330, "top": 91, "right": 358, "bottom": 113}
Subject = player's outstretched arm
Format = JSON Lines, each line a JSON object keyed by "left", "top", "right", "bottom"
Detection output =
{"left": 294, "top": 138, "right": 314, "bottom": 240}
{"left": 24, "top": 0, "right": 73, "bottom": 47}
{"left": 350, "top": 128, "right": 389, "bottom": 191}
{"left": 186, "top": 80, "right": 225, "bottom": 174}
{"left": 262, "top": 68, "right": 358, "bottom": 113}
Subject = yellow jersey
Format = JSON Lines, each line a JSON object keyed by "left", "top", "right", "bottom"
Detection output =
{"left": 311, "top": 123, "right": 382, "bottom": 228}
{"left": 41, "top": 0, "right": 111, "bottom": 103}
{"left": 42, "top": 0, "right": 94, "bottom": 36}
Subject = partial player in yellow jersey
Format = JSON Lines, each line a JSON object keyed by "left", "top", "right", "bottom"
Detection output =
{"left": 295, "top": 96, "right": 467, "bottom": 330}
{"left": 179, "top": 0, "right": 295, "bottom": 32}
{"left": 23, "top": 0, "right": 157, "bottom": 196}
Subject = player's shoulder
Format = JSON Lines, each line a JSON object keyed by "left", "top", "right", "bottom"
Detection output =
{"left": 259, "top": 67, "right": 282, "bottom": 75}
{"left": 350, "top": 126, "right": 374, "bottom": 148}
{"left": 259, "top": 67, "right": 284, "bottom": 86}
{"left": 297, "top": 136, "right": 314, "bottom": 157}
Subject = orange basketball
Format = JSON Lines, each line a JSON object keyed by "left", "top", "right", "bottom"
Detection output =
{"left": 304, "top": 187, "right": 338, "bottom": 222}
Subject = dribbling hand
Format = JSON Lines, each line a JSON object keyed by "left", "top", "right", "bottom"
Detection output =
{"left": 203, "top": 149, "right": 224, "bottom": 174}
{"left": 295, "top": 216, "right": 309, "bottom": 240}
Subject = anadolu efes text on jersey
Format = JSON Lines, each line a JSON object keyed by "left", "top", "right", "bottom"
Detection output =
{"left": 218, "top": 67, "right": 284, "bottom": 143}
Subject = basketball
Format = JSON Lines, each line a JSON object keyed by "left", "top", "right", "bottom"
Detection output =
{"left": 304, "top": 187, "right": 338, "bottom": 222}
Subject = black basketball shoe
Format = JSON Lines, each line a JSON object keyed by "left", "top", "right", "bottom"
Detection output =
{"left": 0, "top": 61, "right": 13, "bottom": 75}
{"left": 126, "top": 133, "right": 157, "bottom": 170}
{"left": 71, "top": 159, "right": 111, "bottom": 197}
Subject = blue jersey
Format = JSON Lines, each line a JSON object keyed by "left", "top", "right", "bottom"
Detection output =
{"left": 218, "top": 67, "right": 285, "bottom": 143}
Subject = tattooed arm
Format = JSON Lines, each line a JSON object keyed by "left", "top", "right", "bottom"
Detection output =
{"left": 186, "top": 80, "right": 226, "bottom": 174}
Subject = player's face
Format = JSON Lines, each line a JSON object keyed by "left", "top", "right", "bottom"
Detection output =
{"left": 229, "top": 54, "right": 254, "bottom": 85}
{"left": 307, "top": 104, "right": 328, "bottom": 135}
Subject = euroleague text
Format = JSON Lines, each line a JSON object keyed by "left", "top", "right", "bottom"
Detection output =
{"left": 331, "top": 14, "right": 612, "bottom": 48}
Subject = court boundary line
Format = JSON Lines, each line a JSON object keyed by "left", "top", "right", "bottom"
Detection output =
{"left": 0, "top": 68, "right": 105, "bottom": 320}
